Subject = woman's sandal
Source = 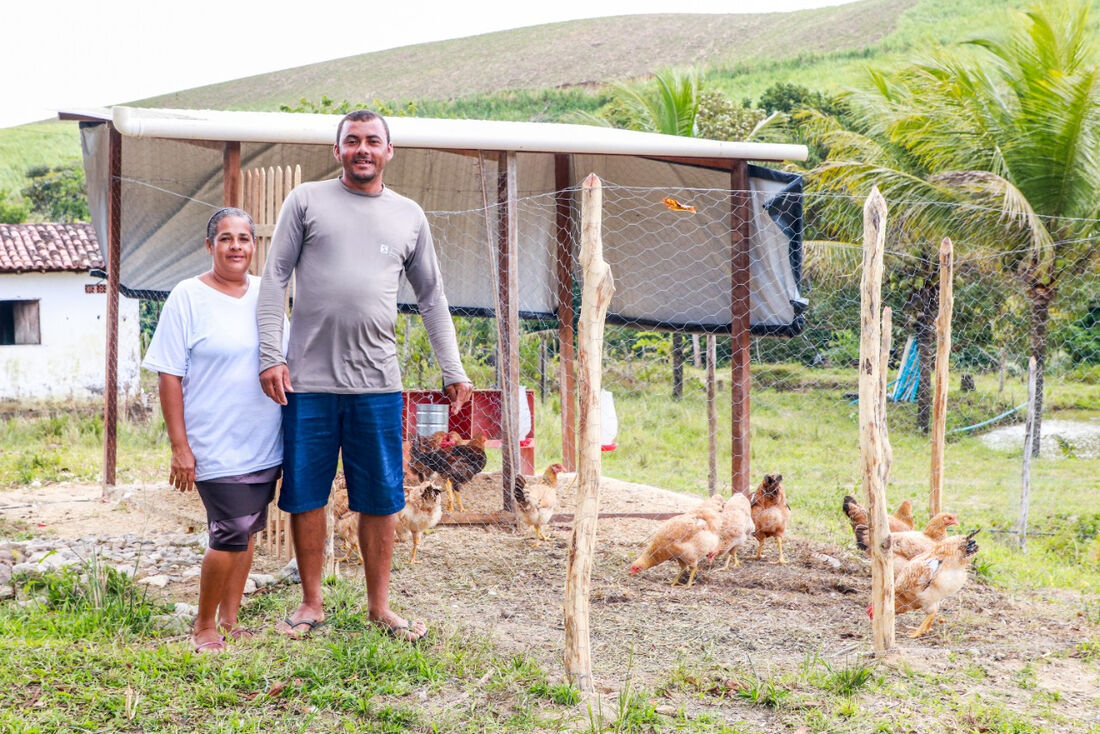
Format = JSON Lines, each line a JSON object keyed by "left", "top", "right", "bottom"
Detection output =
{"left": 191, "top": 628, "right": 226, "bottom": 653}
{"left": 222, "top": 627, "right": 256, "bottom": 641}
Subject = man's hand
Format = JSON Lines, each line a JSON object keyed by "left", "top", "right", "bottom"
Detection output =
{"left": 444, "top": 381, "right": 473, "bottom": 415}
{"left": 260, "top": 364, "right": 293, "bottom": 405}
{"left": 170, "top": 444, "right": 196, "bottom": 493}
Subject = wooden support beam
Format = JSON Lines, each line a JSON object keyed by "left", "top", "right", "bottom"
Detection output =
{"left": 929, "top": 237, "right": 953, "bottom": 517}
{"left": 1018, "top": 356, "right": 1038, "bottom": 550}
{"left": 730, "top": 161, "right": 752, "bottom": 496}
{"left": 496, "top": 152, "right": 521, "bottom": 510}
{"left": 438, "top": 511, "right": 680, "bottom": 526}
{"left": 564, "top": 173, "right": 614, "bottom": 694}
{"left": 555, "top": 154, "right": 577, "bottom": 472}
{"left": 102, "top": 124, "right": 122, "bottom": 494}
{"left": 223, "top": 141, "right": 241, "bottom": 208}
{"left": 859, "top": 187, "right": 895, "bottom": 654}
{"left": 707, "top": 335, "right": 718, "bottom": 494}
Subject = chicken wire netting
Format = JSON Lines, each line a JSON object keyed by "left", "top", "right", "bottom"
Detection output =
{"left": 114, "top": 179, "right": 1098, "bottom": 684}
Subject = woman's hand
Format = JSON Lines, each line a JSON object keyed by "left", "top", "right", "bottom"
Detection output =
{"left": 170, "top": 444, "right": 196, "bottom": 492}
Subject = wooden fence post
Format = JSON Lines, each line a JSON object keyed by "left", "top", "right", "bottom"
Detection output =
{"left": 860, "top": 187, "right": 895, "bottom": 654}
{"left": 564, "top": 174, "right": 615, "bottom": 693}
{"left": 1018, "top": 356, "right": 1038, "bottom": 551}
{"left": 929, "top": 237, "right": 954, "bottom": 517}
{"left": 707, "top": 335, "right": 717, "bottom": 495}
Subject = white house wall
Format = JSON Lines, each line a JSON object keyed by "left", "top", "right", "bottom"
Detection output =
{"left": 0, "top": 272, "right": 140, "bottom": 401}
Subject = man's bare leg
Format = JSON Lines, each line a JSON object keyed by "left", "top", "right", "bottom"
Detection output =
{"left": 276, "top": 507, "right": 327, "bottom": 637}
{"left": 359, "top": 512, "right": 427, "bottom": 640}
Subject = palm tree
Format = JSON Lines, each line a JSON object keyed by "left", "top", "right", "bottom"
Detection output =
{"left": 801, "top": 1, "right": 1100, "bottom": 452}
{"left": 570, "top": 67, "right": 701, "bottom": 136}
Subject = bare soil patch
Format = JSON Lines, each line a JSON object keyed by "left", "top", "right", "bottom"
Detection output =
{"left": 3, "top": 473, "right": 1098, "bottom": 730}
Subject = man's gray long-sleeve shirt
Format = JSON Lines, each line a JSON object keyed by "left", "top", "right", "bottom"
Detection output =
{"left": 257, "top": 178, "right": 468, "bottom": 393}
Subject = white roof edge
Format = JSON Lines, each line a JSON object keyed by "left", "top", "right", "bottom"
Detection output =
{"left": 99, "top": 106, "right": 806, "bottom": 162}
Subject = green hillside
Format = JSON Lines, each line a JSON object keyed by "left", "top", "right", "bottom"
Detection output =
{"left": 0, "top": 0, "right": 1072, "bottom": 197}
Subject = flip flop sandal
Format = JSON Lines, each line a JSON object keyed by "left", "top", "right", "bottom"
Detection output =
{"left": 385, "top": 621, "right": 430, "bottom": 644}
{"left": 192, "top": 636, "right": 226, "bottom": 654}
{"left": 280, "top": 617, "right": 325, "bottom": 638}
{"left": 224, "top": 627, "right": 256, "bottom": 641}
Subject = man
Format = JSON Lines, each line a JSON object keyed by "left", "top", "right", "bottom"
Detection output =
{"left": 257, "top": 109, "right": 472, "bottom": 642}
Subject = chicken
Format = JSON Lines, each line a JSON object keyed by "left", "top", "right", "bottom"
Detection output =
{"left": 842, "top": 495, "right": 914, "bottom": 536}
{"left": 750, "top": 474, "right": 791, "bottom": 564}
{"left": 629, "top": 508, "right": 720, "bottom": 587}
{"left": 408, "top": 432, "right": 488, "bottom": 512}
{"left": 712, "top": 493, "right": 755, "bottom": 570}
{"left": 513, "top": 463, "right": 565, "bottom": 543}
{"left": 871, "top": 529, "right": 981, "bottom": 638}
{"left": 853, "top": 512, "right": 960, "bottom": 562}
{"left": 395, "top": 480, "right": 445, "bottom": 564}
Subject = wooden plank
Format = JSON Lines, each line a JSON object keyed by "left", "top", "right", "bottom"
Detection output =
{"left": 929, "top": 237, "right": 953, "bottom": 517}
{"left": 1018, "top": 356, "right": 1038, "bottom": 550}
{"left": 495, "top": 152, "right": 521, "bottom": 511}
{"left": 438, "top": 511, "right": 680, "bottom": 526}
{"left": 223, "top": 142, "right": 241, "bottom": 209}
{"left": 555, "top": 154, "right": 578, "bottom": 472}
{"left": 859, "top": 187, "right": 895, "bottom": 654}
{"left": 564, "top": 173, "right": 615, "bottom": 694}
{"left": 103, "top": 124, "right": 122, "bottom": 493}
{"left": 707, "top": 334, "right": 717, "bottom": 494}
{"left": 729, "top": 161, "right": 752, "bottom": 495}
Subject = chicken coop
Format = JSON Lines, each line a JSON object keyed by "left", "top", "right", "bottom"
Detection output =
{"left": 66, "top": 106, "right": 808, "bottom": 505}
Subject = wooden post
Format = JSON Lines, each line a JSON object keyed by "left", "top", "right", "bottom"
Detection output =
{"left": 555, "top": 154, "right": 578, "bottom": 472}
{"left": 929, "top": 237, "right": 953, "bottom": 517}
{"left": 1018, "top": 356, "right": 1038, "bottom": 551}
{"left": 223, "top": 142, "right": 241, "bottom": 208}
{"left": 730, "top": 161, "right": 753, "bottom": 495}
{"left": 672, "top": 333, "right": 684, "bottom": 399}
{"left": 564, "top": 174, "right": 614, "bottom": 693}
{"left": 706, "top": 335, "right": 717, "bottom": 495}
{"left": 859, "top": 187, "right": 895, "bottom": 654}
{"left": 102, "top": 124, "right": 122, "bottom": 494}
{"left": 496, "top": 152, "right": 521, "bottom": 506}
{"left": 692, "top": 333, "right": 702, "bottom": 369}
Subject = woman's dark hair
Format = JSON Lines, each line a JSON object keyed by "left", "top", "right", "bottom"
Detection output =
{"left": 206, "top": 207, "right": 255, "bottom": 243}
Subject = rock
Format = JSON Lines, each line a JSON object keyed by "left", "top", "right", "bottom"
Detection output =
{"left": 280, "top": 558, "right": 300, "bottom": 584}
{"left": 12, "top": 562, "right": 38, "bottom": 577}
{"left": 181, "top": 566, "right": 201, "bottom": 579}
{"left": 0, "top": 564, "right": 11, "bottom": 586}
{"left": 811, "top": 552, "right": 842, "bottom": 569}
{"left": 655, "top": 705, "right": 677, "bottom": 716}
{"left": 0, "top": 585, "right": 13, "bottom": 600}
{"left": 152, "top": 614, "right": 191, "bottom": 635}
{"left": 242, "top": 578, "right": 258, "bottom": 595}
{"left": 138, "top": 574, "right": 170, "bottom": 588}
{"left": 249, "top": 574, "right": 276, "bottom": 589}
{"left": 173, "top": 602, "right": 198, "bottom": 618}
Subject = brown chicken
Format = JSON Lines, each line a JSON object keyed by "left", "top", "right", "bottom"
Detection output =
{"left": 842, "top": 495, "right": 914, "bottom": 535}
{"left": 408, "top": 432, "right": 488, "bottom": 512}
{"left": 395, "top": 480, "right": 445, "bottom": 564}
{"left": 713, "top": 493, "right": 755, "bottom": 570}
{"left": 750, "top": 474, "right": 791, "bottom": 564}
{"left": 629, "top": 507, "right": 720, "bottom": 587}
{"left": 870, "top": 529, "right": 981, "bottom": 637}
{"left": 513, "top": 463, "right": 566, "bottom": 543}
{"left": 853, "top": 512, "right": 960, "bottom": 563}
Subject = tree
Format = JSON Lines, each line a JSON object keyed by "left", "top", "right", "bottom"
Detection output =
{"left": 22, "top": 164, "right": 89, "bottom": 222}
{"left": 570, "top": 67, "right": 701, "bottom": 136}
{"left": 0, "top": 190, "right": 28, "bottom": 223}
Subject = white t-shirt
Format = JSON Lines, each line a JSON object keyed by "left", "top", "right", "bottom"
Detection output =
{"left": 143, "top": 275, "right": 285, "bottom": 481}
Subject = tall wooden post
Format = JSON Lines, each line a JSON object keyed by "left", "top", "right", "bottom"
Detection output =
{"left": 860, "top": 187, "right": 895, "bottom": 654}
{"left": 929, "top": 237, "right": 953, "bottom": 517}
{"left": 223, "top": 142, "right": 241, "bottom": 208}
{"left": 1018, "top": 356, "right": 1038, "bottom": 551}
{"left": 102, "top": 124, "right": 122, "bottom": 494}
{"left": 554, "top": 154, "right": 577, "bottom": 472}
{"left": 496, "top": 152, "right": 521, "bottom": 508}
{"left": 564, "top": 174, "right": 614, "bottom": 693}
{"left": 706, "top": 335, "right": 717, "bottom": 495}
{"left": 730, "top": 161, "right": 752, "bottom": 495}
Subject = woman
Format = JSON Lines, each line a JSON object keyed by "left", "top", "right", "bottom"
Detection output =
{"left": 143, "top": 207, "right": 285, "bottom": 653}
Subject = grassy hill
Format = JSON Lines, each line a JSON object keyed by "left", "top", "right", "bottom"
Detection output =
{"left": 0, "top": 0, "right": 1060, "bottom": 196}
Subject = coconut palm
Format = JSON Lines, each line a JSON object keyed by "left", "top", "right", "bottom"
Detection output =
{"left": 570, "top": 67, "right": 701, "bottom": 136}
{"left": 804, "top": 0, "right": 1100, "bottom": 452}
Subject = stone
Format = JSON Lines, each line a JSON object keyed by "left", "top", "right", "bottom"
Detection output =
{"left": 152, "top": 614, "right": 191, "bottom": 635}
{"left": 242, "top": 578, "right": 258, "bottom": 595}
{"left": 181, "top": 566, "right": 201, "bottom": 579}
{"left": 249, "top": 574, "right": 276, "bottom": 589}
{"left": 811, "top": 552, "right": 842, "bottom": 569}
{"left": 280, "top": 558, "right": 300, "bottom": 584}
{"left": 138, "top": 574, "right": 170, "bottom": 588}
{"left": 0, "top": 564, "right": 11, "bottom": 586}
{"left": 0, "top": 585, "right": 13, "bottom": 600}
{"left": 173, "top": 602, "right": 198, "bottom": 618}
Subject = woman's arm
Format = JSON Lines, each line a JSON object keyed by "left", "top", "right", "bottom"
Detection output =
{"left": 158, "top": 373, "right": 195, "bottom": 492}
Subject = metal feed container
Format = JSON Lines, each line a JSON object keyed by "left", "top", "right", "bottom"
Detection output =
{"left": 416, "top": 403, "right": 450, "bottom": 437}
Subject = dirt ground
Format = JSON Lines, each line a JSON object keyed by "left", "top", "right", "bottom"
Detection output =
{"left": 3, "top": 474, "right": 1099, "bottom": 729}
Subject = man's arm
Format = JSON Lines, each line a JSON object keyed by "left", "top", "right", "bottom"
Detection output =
{"left": 404, "top": 214, "right": 471, "bottom": 412}
{"left": 257, "top": 191, "right": 304, "bottom": 405}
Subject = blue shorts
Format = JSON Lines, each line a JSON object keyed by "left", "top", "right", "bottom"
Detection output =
{"left": 279, "top": 392, "right": 405, "bottom": 516}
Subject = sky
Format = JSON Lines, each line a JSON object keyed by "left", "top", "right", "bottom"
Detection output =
{"left": 3, "top": 0, "right": 857, "bottom": 129}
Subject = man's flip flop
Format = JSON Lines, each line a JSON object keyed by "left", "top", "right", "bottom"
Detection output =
{"left": 279, "top": 617, "right": 325, "bottom": 638}
{"left": 385, "top": 621, "right": 429, "bottom": 644}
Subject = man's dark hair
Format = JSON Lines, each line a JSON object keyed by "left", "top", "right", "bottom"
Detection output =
{"left": 336, "top": 110, "right": 391, "bottom": 145}
{"left": 206, "top": 207, "right": 255, "bottom": 243}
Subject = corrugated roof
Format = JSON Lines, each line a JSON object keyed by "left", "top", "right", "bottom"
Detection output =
{"left": 0, "top": 222, "right": 102, "bottom": 273}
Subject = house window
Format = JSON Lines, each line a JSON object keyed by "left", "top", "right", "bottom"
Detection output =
{"left": 0, "top": 300, "right": 41, "bottom": 345}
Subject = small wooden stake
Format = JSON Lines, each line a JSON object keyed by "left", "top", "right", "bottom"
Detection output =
{"left": 860, "top": 187, "right": 895, "bottom": 654}
{"left": 929, "top": 237, "right": 953, "bottom": 517}
{"left": 563, "top": 174, "right": 614, "bottom": 694}
{"left": 1019, "top": 356, "right": 1038, "bottom": 551}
